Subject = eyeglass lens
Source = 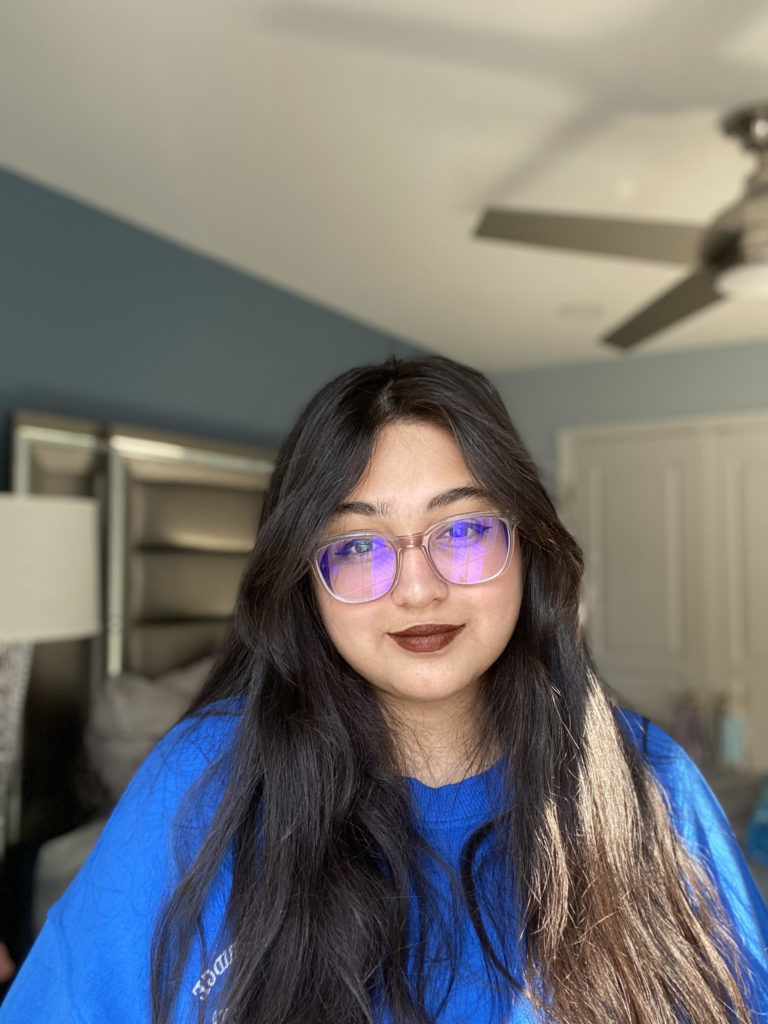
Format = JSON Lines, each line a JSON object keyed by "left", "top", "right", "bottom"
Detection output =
{"left": 316, "top": 515, "right": 510, "bottom": 603}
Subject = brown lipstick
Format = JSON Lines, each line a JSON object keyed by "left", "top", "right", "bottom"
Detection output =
{"left": 388, "top": 623, "right": 464, "bottom": 653}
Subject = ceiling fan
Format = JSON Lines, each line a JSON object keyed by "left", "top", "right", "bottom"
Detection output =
{"left": 475, "top": 101, "right": 768, "bottom": 351}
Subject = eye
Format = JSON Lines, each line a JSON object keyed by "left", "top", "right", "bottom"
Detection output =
{"left": 439, "top": 518, "right": 490, "bottom": 542}
{"left": 336, "top": 536, "right": 380, "bottom": 557}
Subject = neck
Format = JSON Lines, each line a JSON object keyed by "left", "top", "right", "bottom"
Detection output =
{"left": 380, "top": 689, "right": 494, "bottom": 786}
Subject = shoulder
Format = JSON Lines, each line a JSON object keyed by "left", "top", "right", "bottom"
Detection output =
{"left": 614, "top": 708, "right": 768, "bottom": 953}
{"left": 611, "top": 707, "right": 748, "bottom": 873}
{"left": 613, "top": 708, "right": 716, "bottom": 828}
{"left": 613, "top": 708, "right": 679, "bottom": 756}
{"left": 616, "top": 705, "right": 768, "bottom": 899}
{"left": 614, "top": 707, "right": 691, "bottom": 777}
{"left": 0, "top": 700, "right": 245, "bottom": 1023}
{"left": 91, "top": 698, "right": 244, "bottom": 858}
{"left": 130, "top": 697, "right": 244, "bottom": 794}
{"left": 56, "top": 698, "right": 244, "bottom": 913}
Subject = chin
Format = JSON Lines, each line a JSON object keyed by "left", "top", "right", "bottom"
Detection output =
{"left": 381, "top": 673, "right": 478, "bottom": 706}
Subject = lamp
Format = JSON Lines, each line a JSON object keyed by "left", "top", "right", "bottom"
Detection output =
{"left": 0, "top": 495, "right": 101, "bottom": 856}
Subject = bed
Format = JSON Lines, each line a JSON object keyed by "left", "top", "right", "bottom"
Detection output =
{"left": 10, "top": 410, "right": 275, "bottom": 927}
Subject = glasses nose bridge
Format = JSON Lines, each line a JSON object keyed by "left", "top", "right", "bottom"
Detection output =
{"left": 392, "top": 528, "right": 430, "bottom": 559}
{"left": 391, "top": 530, "right": 438, "bottom": 588}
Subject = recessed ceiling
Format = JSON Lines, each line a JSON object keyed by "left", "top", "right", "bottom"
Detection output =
{"left": 1, "top": 0, "right": 767, "bottom": 370}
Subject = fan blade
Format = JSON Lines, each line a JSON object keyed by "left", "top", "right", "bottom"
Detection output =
{"left": 603, "top": 269, "right": 721, "bottom": 350}
{"left": 476, "top": 209, "right": 705, "bottom": 265}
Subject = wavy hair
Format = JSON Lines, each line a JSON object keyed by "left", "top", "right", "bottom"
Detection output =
{"left": 151, "top": 356, "right": 756, "bottom": 1024}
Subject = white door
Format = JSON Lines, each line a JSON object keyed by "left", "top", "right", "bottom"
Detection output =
{"left": 560, "top": 424, "right": 707, "bottom": 731}
{"left": 707, "top": 423, "right": 768, "bottom": 771}
{"left": 560, "top": 414, "right": 768, "bottom": 771}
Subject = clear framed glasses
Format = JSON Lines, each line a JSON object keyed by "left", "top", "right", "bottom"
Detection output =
{"left": 310, "top": 511, "right": 515, "bottom": 604}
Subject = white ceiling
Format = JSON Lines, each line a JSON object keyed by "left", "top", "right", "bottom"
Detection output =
{"left": 2, "top": 0, "right": 767, "bottom": 371}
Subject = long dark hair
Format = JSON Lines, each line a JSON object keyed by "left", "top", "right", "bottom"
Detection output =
{"left": 151, "top": 356, "right": 755, "bottom": 1023}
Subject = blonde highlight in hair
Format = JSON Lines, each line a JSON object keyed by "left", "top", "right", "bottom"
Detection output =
{"left": 515, "top": 677, "right": 753, "bottom": 1023}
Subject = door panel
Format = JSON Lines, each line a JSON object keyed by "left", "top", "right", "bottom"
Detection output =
{"left": 561, "top": 415, "right": 768, "bottom": 770}
{"left": 710, "top": 426, "right": 768, "bottom": 771}
{"left": 566, "top": 428, "right": 705, "bottom": 732}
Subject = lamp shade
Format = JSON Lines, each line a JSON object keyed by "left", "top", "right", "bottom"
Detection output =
{"left": 0, "top": 495, "right": 101, "bottom": 642}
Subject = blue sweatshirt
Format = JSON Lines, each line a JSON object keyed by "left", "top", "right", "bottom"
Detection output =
{"left": 1, "top": 708, "right": 767, "bottom": 1023}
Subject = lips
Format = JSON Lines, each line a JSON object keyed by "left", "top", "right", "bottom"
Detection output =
{"left": 388, "top": 623, "right": 464, "bottom": 653}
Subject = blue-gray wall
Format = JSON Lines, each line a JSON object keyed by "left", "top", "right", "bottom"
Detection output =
{"left": 0, "top": 168, "right": 427, "bottom": 489}
{"left": 492, "top": 340, "right": 768, "bottom": 489}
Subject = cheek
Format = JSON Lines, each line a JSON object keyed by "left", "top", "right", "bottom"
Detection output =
{"left": 313, "top": 583, "right": 374, "bottom": 665}
{"left": 314, "top": 583, "right": 343, "bottom": 644}
{"left": 483, "top": 558, "right": 524, "bottom": 643}
{"left": 485, "top": 596, "right": 522, "bottom": 651}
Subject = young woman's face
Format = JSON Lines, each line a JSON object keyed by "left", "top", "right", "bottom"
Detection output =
{"left": 313, "top": 420, "right": 523, "bottom": 721}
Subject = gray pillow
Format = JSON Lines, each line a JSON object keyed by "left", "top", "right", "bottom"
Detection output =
{"left": 85, "top": 656, "right": 214, "bottom": 803}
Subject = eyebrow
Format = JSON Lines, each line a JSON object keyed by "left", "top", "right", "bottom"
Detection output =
{"left": 333, "top": 486, "right": 490, "bottom": 519}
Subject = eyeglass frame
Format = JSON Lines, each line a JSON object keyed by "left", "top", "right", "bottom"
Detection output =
{"left": 309, "top": 510, "right": 516, "bottom": 604}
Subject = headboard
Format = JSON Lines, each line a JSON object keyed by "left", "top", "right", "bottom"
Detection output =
{"left": 11, "top": 411, "right": 275, "bottom": 843}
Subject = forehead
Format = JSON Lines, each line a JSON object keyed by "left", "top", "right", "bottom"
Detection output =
{"left": 340, "top": 421, "right": 480, "bottom": 524}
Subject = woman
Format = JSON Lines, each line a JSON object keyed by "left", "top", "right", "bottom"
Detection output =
{"left": 2, "top": 356, "right": 767, "bottom": 1023}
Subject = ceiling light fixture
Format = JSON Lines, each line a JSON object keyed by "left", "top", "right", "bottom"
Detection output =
{"left": 716, "top": 261, "right": 768, "bottom": 298}
{"left": 716, "top": 105, "right": 768, "bottom": 299}
{"left": 476, "top": 99, "right": 768, "bottom": 349}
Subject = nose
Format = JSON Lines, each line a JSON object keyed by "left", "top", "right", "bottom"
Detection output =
{"left": 389, "top": 544, "right": 448, "bottom": 607}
